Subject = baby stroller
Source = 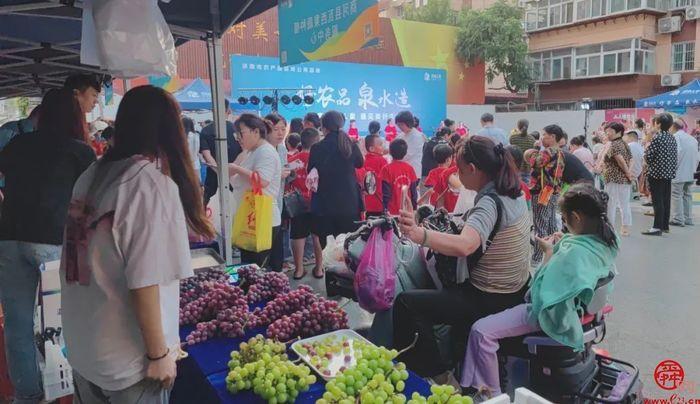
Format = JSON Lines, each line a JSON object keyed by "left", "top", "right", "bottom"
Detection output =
{"left": 325, "top": 215, "right": 436, "bottom": 347}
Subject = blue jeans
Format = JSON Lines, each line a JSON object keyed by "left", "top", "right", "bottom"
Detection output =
{"left": 0, "top": 241, "right": 61, "bottom": 403}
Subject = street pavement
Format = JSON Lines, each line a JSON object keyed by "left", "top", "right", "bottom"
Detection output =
{"left": 292, "top": 187, "right": 700, "bottom": 401}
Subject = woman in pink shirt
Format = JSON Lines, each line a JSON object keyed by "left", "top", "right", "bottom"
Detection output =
{"left": 570, "top": 135, "right": 594, "bottom": 172}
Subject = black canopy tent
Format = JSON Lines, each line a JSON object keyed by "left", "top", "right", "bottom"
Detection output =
{"left": 0, "top": 0, "right": 279, "bottom": 263}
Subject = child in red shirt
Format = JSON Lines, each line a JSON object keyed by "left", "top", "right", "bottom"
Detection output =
{"left": 385, "top": 118, "right": 398, "bottom": 143}
{"left": 347, "top": 119, "right": 359, "bottom": 142}
{"left": 420, "top": 144, "right": 454, "bottom": 207}
{"left": 288, "top": 128, "right": 323, "bottom": 279}
{"left": 380, "top": 139, "right": 418, "bottom": 215}
{"left": 360, "top": 134, "right": 389, "bottom": 217}
{"left": 432, "top": 164, "right": 460, "bottom": 213}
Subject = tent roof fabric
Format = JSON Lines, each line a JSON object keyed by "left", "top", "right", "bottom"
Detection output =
{"left": 173, "top": 77, "right": 231, "bottom": 110}
{"left": 636, "top": 79, "right": 700, "bottom": 108}
{"left": 0, "top": 0, "right": 278, "bottom": 99}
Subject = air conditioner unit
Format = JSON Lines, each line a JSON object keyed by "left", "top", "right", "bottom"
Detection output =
{"left": 658, "top": 16, "right": 682, "bottom": 33}
{"left": 661, "top": 73, "right": 682, "bottom": 86}
{"left": 686, "top": 6, "right": 700, "bottom": 19}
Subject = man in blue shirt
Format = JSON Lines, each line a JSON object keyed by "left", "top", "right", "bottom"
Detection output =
{"left": 477, "top": 113, "right": 509, "bottom": 146}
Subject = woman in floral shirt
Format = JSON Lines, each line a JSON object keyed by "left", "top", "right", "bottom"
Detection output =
{"left": 525, "top": 125, "right": 566, "bottom": 264}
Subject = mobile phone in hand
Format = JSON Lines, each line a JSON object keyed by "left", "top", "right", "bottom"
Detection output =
{"left": 401, "top": 185, "right": 410, "bottom": 211}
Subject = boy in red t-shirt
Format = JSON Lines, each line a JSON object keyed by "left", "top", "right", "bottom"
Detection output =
{"left": 380, "top": 139, "right": 418, "bottom": 215}
{"left": 432, "top": 164, "right": 460, "bottom": 213}
{"left": 360, "top": 134, "right": 389, "bottom": 217}
{"left": 419, "top": 144, "right": 454, "bottom": 207}
{"left": 288, "top": 128, "right": 323, "bottom": 279}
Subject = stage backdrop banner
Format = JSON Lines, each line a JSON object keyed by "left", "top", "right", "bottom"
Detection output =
{"left": 232, "top": 55, "right": 447, "bottom": 135}
{"left": 278, "top": 0, "right": 380, "bottom": 66}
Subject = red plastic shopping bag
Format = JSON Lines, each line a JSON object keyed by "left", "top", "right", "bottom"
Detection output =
{"left": 354, "top": 227, "right": 396, "bottom": 313}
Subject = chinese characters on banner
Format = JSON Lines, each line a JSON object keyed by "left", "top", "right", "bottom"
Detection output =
{"left": 604, "top": 108, "right": 657, "bottom": 127}
{"left": 232, "top": 55, "right": 446, "bottom": 134}
{"left": 278, "top": 0, "right": 380, "bottom": 66}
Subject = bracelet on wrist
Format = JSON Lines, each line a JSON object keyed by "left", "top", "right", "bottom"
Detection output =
{"left": 420, "top": 227, "right": 429, "bottom": 247}
{"left": 146, "top": 347, "right": 170, "bottom": 361}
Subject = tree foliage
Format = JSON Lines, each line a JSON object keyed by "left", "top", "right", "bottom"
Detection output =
{"left": 403, "top": 0, "right": 458, "bottom": 26}
{"left": 455, "top": 0, "right": 531, "bottom": 93}
{"left": 16, "top": 97, "right": 29, "bottom": 117}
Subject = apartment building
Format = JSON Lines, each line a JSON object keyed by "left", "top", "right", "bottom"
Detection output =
{"left": 379, "top": 0, "right": 480, "bottom": 18}
{"left": 525, "top": 0, "right": 699, "bottom": 109}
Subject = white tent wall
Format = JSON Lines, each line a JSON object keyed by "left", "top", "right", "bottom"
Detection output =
{"left": 447, "top": 105, "right": 606, "bottom": 141}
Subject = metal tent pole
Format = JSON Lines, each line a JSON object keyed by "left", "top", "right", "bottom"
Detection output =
{"left": 206, "top": 33, "right": 232, "bottom": 265}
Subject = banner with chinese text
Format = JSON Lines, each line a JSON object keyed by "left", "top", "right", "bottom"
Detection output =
{"left": 232, "top": 55, "right": 446, "bottom": 135}
{"left": 278, "top": 0, "right": 380, "bottom": 66}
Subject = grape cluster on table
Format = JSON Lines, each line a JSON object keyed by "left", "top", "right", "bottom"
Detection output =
{"left": 179, "top": 267, "right": 348, "bottom": 345}
{"left": 226, "top": 335, "right": 317, "bottom": 404}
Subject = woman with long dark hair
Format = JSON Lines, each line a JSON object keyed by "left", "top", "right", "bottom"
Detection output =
{"left": 264, "top": 112, "right": 290, "bottom": 272}
{"left": 393, "top": 136, "right": 531, "bottom": 379}
{"left": 60, "top": 86, "right": 214, "bottom": 402}
{"left": 0, "top": 88, "right": 95, "bottom": 403}
{"left": 308, "top": 110, "right": 363, "bottom": 278}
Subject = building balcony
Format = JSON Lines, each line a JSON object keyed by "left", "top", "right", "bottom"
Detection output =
{"left": 523, "top": 0, "right": 666, "bottom": 33}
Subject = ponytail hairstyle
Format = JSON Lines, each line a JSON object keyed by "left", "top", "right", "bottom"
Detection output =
{"left": 558, "top": 183, "right": 618, "bottom": 249}
{"left": 110, "top": 85, "right": 214, "bottom": 239}
{"left": 517, "top": 118, "right": 529, "bottom": 137}
{"left": 321, "top": 110, "right": 353, "bottom": 159}
{"left": 234, "top": 113, "right": 273, "bottom": 141}
{"left": 458, "top": 135, "right": 521, "bottom": 199}
{"left": 570, "top": 135, "right": 587, "bottom": 148}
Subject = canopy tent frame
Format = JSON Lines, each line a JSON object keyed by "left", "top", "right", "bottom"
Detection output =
{"left": 1, "top": 0, "right": 279, "bottom": 264}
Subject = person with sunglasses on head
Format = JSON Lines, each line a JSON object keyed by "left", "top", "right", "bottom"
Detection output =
{"left": 394, "top": 136, "right": 531, "bottom": 381}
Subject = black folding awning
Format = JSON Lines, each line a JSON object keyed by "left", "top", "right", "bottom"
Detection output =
{"left": 0, "top": 0, "right": 278, "bottom": 99}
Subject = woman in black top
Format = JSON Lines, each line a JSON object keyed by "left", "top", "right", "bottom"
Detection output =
{"left": 308, "top": 111, "right": 363, "bottom": 277}
{"left": 0, "top": 88, "right": 95, "bottom": 402}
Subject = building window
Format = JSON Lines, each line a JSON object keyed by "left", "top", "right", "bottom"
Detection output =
{"left": 531, "top": 38, "right": 655, "bottom": 81}
{"left": 672, "top": 42, "right": 695, "bottom": 72}
{"left": 669, "top": 0, "right": 697, "bottom": 9}
{"left": 527, "top": 0, "right": 656, "bottom": 31}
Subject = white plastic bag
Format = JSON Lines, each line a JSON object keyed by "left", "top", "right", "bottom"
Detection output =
{"left": 81, "top": 0, "right": 177, "bottom": 77}
{"left": 322, "top": 234, "right": 347, "bottom": 265}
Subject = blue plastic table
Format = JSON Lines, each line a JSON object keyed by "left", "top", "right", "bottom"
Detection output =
{"left": 171, "top": 326, "right": 431, "bottom": 403}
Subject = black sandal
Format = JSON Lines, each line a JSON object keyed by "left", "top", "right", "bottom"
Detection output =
{"left": 312, "top": 268, "right": 324, "bottom": 279}
{"left": 293, "top": 269, "right": 307, "bottom": 280}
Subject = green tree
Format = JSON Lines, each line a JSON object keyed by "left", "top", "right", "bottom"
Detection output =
{"left": 403, "top": 0, "right": 458, "bottom": 26}
{"left": 16, "top": 97, "right": 29, "bottom": 117}
{"left": 455, "top": 1, "right": 531, "bottom": 93}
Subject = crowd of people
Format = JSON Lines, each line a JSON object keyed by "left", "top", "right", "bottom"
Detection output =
{"left": 0, "top": 69, "right": 698, "bottom": 403}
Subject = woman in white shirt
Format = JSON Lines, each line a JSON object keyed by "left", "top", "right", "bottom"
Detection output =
{"left": 228, "top": 114, "right": 282, "bottom": 269}
{"left": 182, "top": 116, "right": 202, "bottom": 180}
{"left": 61, "top": 86, "right": 214, "bottom": 403}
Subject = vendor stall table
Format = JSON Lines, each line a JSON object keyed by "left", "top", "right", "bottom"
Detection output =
{"left": 171, "top": 326, "right": 432, "bottom": 404}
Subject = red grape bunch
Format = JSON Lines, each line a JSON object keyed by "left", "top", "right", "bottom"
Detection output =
{"left": 238, "top": 266, "right": 291, "bottom": 304}
{"left": 179, "top": 282, "right": 246, "bottom": 326}
{"left": 267, "top": 298, "right": 349, "bottom": 341}
{"left": 185, "top": 305, "right": 251, "bottom": 345}
{"left": 250, "top": 285, "right": 317, "bottom": 327}
{"left": 180, "top": 269, "right": 230, "bottom": 307}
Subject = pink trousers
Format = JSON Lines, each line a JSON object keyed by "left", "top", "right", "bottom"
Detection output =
{"left": 460, "top": 303, "right": 540, "bottom": 394}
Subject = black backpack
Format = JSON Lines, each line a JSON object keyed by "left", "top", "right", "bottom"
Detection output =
{"left": 423, "top": 193, "right": 504, "bottom": 289}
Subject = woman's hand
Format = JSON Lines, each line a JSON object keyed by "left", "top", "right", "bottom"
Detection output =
{"left": 145, "top": 350, "right": 177, "bottom": 389}
{"left": 398, "top": 208, "right": 423, "bottom": 244}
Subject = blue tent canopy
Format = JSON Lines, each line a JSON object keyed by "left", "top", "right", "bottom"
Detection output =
{"left": 173, "top": 78, "right": 228, "bottom": 110}
{"left": 636, "top": 79, "right": 700, "bottom": 108}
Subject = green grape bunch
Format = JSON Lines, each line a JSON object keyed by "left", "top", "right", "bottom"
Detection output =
{"left": 226, "top": 335, "right": 317, "bottom": 404}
